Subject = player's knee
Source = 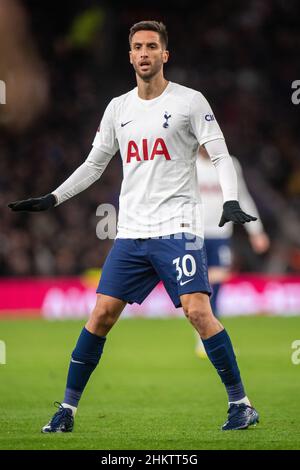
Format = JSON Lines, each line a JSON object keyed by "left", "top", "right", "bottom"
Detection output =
{"left": 182, "top": 295, "right": 213, "bottom": 328}
{"left": 91, "top": 306, "right": 118, "bottom": 330}
{"left": 183, "top": 305, "right": 211, "bottom": 326}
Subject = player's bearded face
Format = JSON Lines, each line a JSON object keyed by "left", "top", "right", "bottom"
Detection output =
{"left": 129, "top": 31, "right": 169, "bottom": 80}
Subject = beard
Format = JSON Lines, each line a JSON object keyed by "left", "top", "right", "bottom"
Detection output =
{"left": 133, "top": 62, "right": 162, "bottom": 81}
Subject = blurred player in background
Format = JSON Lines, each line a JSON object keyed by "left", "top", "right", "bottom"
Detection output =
{"left": 195, "top": 146, "right": 270, "bottom": 358}
{"left": 9, "top": 21, "right": 260, "bottom": 432}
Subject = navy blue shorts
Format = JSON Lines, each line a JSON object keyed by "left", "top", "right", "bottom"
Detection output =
{"left": 97, "top": 233, "right": 211, "bottom": 308}
{"left": 205, "top": 238, "right": 232, "bottom": 268}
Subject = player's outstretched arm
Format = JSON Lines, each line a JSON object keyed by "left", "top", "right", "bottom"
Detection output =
{"left": 8, "top": 99, "right": 118, "bottom": 213}
{"left": 8, "top": 194, "right": 57, "bottom": 212}
{"left": 8, "top": 146, "right": 115, "bottom": 212}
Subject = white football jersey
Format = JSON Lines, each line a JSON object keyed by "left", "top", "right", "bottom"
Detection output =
{"left": 92, "top": 81, "right": 224, "bottom": 239}
{"left": 196, "top": 156, "right": 263, "bottom": 239}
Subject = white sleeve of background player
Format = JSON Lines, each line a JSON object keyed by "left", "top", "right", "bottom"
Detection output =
{"left": 233, "top": 158, "right": 264, "bottom": 235}
{"left": 52, "top": 147, "right": 114, "bottom": 205}
{"left": 204, "top": 138, "right": 238, "bottom": 202}
{"left": 92, "top": 98, "right": 119, "bottom": 155}
{"left": 189, "top": 91, "right": 224, "bottom": 145}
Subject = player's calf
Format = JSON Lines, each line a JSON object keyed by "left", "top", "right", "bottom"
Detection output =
{"left": 181, "top": 292, "right": 256, "bottom": 430}
{"left": 42, "top": 294, "right": 127, "bottom": 433}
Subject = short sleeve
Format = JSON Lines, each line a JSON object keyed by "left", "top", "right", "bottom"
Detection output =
{"left": 189, "top": 92, "right": 224, "bottom": 146}
{"left": 92, "top": 99, "right": 119, "bottom": 156}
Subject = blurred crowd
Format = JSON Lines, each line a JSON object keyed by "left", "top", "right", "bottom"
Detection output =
{"left": 0, "top": 0, "right": 299, "bottom": 276}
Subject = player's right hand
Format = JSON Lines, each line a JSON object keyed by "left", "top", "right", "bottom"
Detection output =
{"left": 8, "top": 193, "right": 57, "bottom": 212}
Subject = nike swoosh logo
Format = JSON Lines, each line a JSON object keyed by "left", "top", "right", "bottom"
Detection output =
{"left": 179, "top": 278, "right": 195, "bottom": 286}
{"left": 71, "top": 358, "right": 85, "bottom": 364}
{"left": 121, "top": 120, "right": 133, "bottom": 127}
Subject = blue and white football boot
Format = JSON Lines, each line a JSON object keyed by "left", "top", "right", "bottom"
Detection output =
{"left": 41, "top": 402, "right": 74, "bottom": 433}
{"left": 222, "top": 403, "right": 259, "bottom": 431}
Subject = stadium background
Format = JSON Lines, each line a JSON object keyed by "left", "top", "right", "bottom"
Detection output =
{"left": 0, "top": 0, "right": 300, "bottom": 450}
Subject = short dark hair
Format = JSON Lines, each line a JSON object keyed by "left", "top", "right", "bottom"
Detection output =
{"left": 129, "top": 21, "right": 168, "bottom": 49}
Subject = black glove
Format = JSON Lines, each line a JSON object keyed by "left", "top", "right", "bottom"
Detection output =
{"left": 8, "top": 193, "right": 57, "bottom": 212}
{"left": 219, "top": 200, "right": 257, "bottom": 227}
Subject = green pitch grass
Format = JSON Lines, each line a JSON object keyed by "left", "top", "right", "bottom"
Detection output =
{"left": 0, "top": 316, "right": 300, "bottom": 450}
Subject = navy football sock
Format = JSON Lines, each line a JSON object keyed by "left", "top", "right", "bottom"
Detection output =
{"left": 202, "top": 329, "right": 246, "bottom": 402}
{"left": 63, "top": 327, "right": 106, "bottom": 408}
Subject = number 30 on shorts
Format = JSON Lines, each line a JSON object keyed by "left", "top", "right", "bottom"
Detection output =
{"left": 172, "top": 255, "right": 196, "bottom": 281}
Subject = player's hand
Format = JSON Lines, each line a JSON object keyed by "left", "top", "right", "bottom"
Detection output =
{"left": 219, "top": 200, "right": 257, "bottom": 227}
{"left": 8, "top": 193, "right": 57, "bottom": 212}
{"left": 249, "top": 232, "right": 270, "bottom": 254}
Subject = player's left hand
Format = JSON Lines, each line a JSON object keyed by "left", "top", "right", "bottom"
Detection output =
{"left": 219, "top": 200, "right": 257, "bottom": 227}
